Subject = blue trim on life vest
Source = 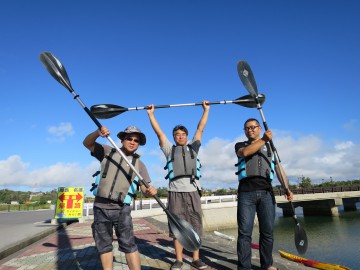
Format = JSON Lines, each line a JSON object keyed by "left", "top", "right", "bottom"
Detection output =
{"left": 237, "top": 158, "right": 247, "bottom": 180}
{"left": 123, "top": 176, "right": 139, "bottom": 205}
{"left": 270, "top": 156, "right": 275, "bottom": 179}
{"left": 196, "top": 159, "right": 201, "bottom": 178}
{"left": 92, "top": 166, "right": 101, "bottom": 196}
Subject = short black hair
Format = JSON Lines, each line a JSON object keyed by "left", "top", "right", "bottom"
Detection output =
{"left": 173, "top": 125, "right": 188, "bottom": 136}
{"left": 244, "top": 118, "right": 260, "bottom": 128}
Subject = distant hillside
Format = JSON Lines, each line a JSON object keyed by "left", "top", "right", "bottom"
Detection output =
{"left": 0, "top": 189, "right": 58, "bottom": 204}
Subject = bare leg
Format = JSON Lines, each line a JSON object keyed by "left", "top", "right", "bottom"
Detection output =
{"left": 174, "top": 239, "right": 184, "bottom": 262}
{"left": 192, "top": 249, "right": 200, "bottom": 261}
{"left": 100, "top": 251, "right": 113, "bottom": 270}
{"left": 125, "top": 250, "right": 141, "bottom": 270}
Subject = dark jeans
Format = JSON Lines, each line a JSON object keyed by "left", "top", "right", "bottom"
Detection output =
{"left": 237, "top": 190, "right": 275, "bottom": 270}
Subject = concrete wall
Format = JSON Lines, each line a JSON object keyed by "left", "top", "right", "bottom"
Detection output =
{"left": 131, "top": 201, "right": 249, "bottom": 232}
{"left": 202, "top": 201, "right": 238, "bottom": 231}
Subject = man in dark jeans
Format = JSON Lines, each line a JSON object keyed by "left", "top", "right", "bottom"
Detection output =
{"left": 235, "top": 118, "right": 293, "bottom": 270}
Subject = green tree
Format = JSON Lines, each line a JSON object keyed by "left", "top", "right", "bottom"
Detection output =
{"left": 39, "top": 196, "right": 47, "bottom": 205}
{"left": 214, "top": 188, "right": 228, "bottom": 195}
{"left": 155, "top": 187, "right": 168, "bottom": 198}
{"left": 299, "top": 176, "right": 312, "bottom": 188}
{"left": 228, "top": 188, "right": 237, "bottom": 194}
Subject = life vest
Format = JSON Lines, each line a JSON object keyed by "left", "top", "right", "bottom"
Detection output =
{"left": 164, "top": 145, "right": 201, "bottom": 181}
{"left": 90, "top": 149, "right": 140, "bottom": 204}
{"left": 235, "top": 142, "right": 275, "bottom": 181}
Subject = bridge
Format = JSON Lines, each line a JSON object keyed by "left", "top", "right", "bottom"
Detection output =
{"left": 82, "top": 186, "right": 360, "bottom": 218}
{"left": 275, "top": 186, "right": 360, "bottom": 217}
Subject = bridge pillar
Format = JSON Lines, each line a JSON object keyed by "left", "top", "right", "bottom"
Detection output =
{"left": 276, "top": 190, "right": 360, "bottom": 217}
{"left": 276, "top": 203, "right": 301, "bottom": 217}
{"left": 302, "top": 199, "right": 341, "bottom": 217}
{"left": 343, "top": 198, "right": 359, "bottom": 211}
{"left": 278, "top": 205, "right": 295, "bottom": 217}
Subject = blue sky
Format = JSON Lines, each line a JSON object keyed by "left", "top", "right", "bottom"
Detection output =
{"left": 1, "top": 1, "right": 359, "bottom": 194}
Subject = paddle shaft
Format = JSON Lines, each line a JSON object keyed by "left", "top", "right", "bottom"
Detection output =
{"left": 113, "top": 99, "right": 257, "bottom": 112}
{"left": 253, "top": 97, "right": 300, "bottom": 225}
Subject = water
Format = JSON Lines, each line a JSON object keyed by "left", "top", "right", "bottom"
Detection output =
{"left": 219, "top": 204, "right": 360, "bottom": 269}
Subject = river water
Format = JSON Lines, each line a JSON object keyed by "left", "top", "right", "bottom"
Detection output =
{"left": 219, "top": 203, "right": 360, "bottom": 269}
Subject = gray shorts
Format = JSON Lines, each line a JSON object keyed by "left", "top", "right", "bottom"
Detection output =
{"left": 92, "top": 205, "right": 137, "bottom": 254}
{"left": 168, "top": 191, "right": 203, "bottom": 238}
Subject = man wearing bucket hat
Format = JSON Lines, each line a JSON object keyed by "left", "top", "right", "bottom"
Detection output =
{"left": 146, "top": 101, "right": 210, "bottom": 270}
{"left": 83, "top": 125, "right": 156, "bottom": 270}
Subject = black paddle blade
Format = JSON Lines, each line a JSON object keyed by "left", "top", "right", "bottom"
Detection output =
{"left": 39, "top": 52, "right": 73, "bottom": 92}
{"left": 294, "top": 224, "right": 308, "bottom": 255}
{"left": 168, "top": 212, "right": 201, "bottom": 252}
{"left": 234, "top": 94, "right": 266, "bottom": 108}
{"left": 90, "top": 104, "right": 127, "bottom": 119}
{"left": 237, "top": 60, "right": 258, "bottom": 97}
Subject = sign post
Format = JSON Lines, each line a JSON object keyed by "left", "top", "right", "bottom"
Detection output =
{"left": 54, "top": 187, "right": 84, "bottom": 220}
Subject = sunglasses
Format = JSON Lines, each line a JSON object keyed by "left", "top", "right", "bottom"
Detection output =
{"left": 244, "top": 125, "right": 260, "bottom": 131}
{"left": 125, "top": 137, "right": 140, "bottom": 143}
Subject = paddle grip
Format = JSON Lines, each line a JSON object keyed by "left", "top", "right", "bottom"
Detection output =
{"left": 84, "top": 107, "right": 103, "bottom": 129}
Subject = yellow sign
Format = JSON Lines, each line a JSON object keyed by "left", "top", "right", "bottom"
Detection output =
{"left": 54, "top": 187, "right": 84, "bottom": 219}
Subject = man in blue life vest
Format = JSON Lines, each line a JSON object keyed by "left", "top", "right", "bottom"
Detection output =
{"left": 83, "top": 125, "right": 157, "bottom": 270}
{"left": 146, "top": 101, "right": 210, "bottom": 270}
{"left": 235, "top": 118, "right": 294, "bottom": 270}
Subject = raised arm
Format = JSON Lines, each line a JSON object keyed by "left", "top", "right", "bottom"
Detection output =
{"left": 146, "top": 104, "right": 167, "bottom": 148}
{"left": 193, "top": 100, "right": 210, "bottom": 142}
{"left": 83, "top": 126, "right": 110, "bottom": 152}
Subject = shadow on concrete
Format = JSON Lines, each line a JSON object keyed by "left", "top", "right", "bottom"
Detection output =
{"left": 41, "top": 220, "right": 101, "bottom": 270}
{"left": 135, "top": 235, "right": 176, "bottom": 267}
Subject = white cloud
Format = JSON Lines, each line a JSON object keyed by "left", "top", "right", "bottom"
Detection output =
{"left": 1, "top": 132, "right": 360, "bottom": 192}
{"left": 334, "top": 141, "right": 354, "bottom": 151}
{"left": 47, "top": 122, "right": 74, "bottom": 142}
{"left": 0, "top": 155, "right": 97, "bottom": 194}
{"left": 197, "top": 133, "right": 360, "bottom": 189}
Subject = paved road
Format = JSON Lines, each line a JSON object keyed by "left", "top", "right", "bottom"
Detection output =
{"left": 0, "top": 209, "right": 60, "bottom": 259}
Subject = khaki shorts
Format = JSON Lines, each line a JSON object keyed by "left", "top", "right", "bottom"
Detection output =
{"left": 168, "top": 191, "right": 203, "bottom": 238}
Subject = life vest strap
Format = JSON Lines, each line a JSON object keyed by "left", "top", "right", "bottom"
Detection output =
{"left": 102, "top": 149, "right": 116, "bottom": 178}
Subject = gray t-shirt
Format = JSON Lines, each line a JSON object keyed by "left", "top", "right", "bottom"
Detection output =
{"left": 161, "top": 138, "right": 202, "bottom": 192}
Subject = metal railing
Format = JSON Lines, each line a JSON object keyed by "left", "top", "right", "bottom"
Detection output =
{"left": 83, "top": 194, "right": 237, "bottom": 216}
{"left": 273, "top": 185, "right": 360, "bottom": 196}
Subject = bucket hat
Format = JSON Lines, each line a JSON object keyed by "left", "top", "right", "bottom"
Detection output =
{"left": 117, "top": 126, "right": 146, "bottom": 145}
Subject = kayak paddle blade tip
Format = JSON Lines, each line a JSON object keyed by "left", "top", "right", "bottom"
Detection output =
{"left": 235, "top": 93, "right": 265, "bottom": 108}
{"left": 295, "top": 225, "right": 308, "bottom": 255}
{"left": 39, "top": 51, "right": 73, "bottom": 92}
{"left": 237, "top": 60, "right": 258, "bottom": 97}
{"left": 90, "top": 104, "right": 125, "bottom": 119}
{"left": 168, "top": 212, "right": 201, "bottom": 252}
